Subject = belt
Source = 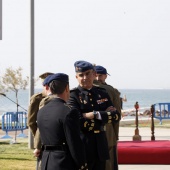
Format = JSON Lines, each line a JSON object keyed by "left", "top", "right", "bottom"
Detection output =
{"left": 42, "top": 145, "right": 67, "bottom": 151}
{"left": 94, "top": 130, "right": 101, "bottom": 133}
{"left": 94, "top": 125, "right": 105, "bottom": 133}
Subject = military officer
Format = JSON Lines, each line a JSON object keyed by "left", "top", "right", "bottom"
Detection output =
{"left": 27, "top": 72, "right": 54, "bottom": 137}
{"left": 33, "top": 74, "right": 54, "bottom": 154}
{"left": 37, "top": 73, "right": 88, "bottom": 170}
{"left": 27, "top": 72, "right": 54, "bottom": 169}
{"left": 67, "top": 60, "right": 121, "bottom": 170}
{"left": 94, "top": 65, "right": 122, "bottom": 170}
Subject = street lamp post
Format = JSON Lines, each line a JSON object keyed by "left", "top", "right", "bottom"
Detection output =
{"left": 28, "top": 0, "right": 34, "bottom": 149}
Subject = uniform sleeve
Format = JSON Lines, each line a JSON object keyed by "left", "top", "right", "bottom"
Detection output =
{"left": 97, "top": 110, "right": 121, "bottom": 124}
{"left": 105, "top": 90, "right": 115, "bottom": 107}
{"left": 67, "top": 92, "right": 80, "bottom": 112}
{"left": 27, "top": 94, "right": 42, "bottom": 136}
{"left": 34, "top": 128, "right": 42, "bottom": 150}
{"left": 64, "top": 108, "right": 87, "bottom": 169}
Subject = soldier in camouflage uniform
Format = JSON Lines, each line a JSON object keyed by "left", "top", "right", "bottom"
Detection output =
{"left": 94, "top": 65, "right": 122, "bottom": 170}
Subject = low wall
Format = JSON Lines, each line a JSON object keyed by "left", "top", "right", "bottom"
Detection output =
{"left": 120, "top": 117, "right": 170, "bottom": 126}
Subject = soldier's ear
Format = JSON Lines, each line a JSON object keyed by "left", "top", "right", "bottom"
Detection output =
{"left": 65, "top": 84, "right": 69, "bottom": 92}
{"left": 45, "top": 85, "right": 50, "bottom": 90}
{"left": 75, "top": 74, "right": 78, "bottom": 79}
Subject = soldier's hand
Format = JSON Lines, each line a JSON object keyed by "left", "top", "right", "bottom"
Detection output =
{"left": 33, "top": 148, "right": 41, "bottom": 157}
{"left": 106, "top": 106, "right": 116, "bottom": 112}
{"left": 83, "top": 112, "right": 94, "bottom": 119}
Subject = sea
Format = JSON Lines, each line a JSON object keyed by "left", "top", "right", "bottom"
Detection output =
{"left": 0, "top": 89, "right": 170, "bottom": 120}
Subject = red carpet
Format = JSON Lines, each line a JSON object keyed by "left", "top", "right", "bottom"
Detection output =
{"left": 118, "top": 140, "right": 170, "bottom": 164}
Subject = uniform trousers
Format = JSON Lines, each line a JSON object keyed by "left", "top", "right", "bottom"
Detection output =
{"left": 87, "top": 159, "right": 106, "bottom": 170}
{"left": 105, "top": 124, "right": 118, "bottom": 170}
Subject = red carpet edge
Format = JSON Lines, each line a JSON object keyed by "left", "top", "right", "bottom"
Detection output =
{"left": 118, "top": 140, "right": 170, "bottom": 164}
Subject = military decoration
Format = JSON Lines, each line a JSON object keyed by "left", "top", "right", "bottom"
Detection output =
{"left": 83, "top": 100, "right": 87, "bottom": 104}
{"left": 79, "top": 96, "right": 83, "bottom": 103}
{"left": 97, "top": 98, "right": 108, "bottom": 104}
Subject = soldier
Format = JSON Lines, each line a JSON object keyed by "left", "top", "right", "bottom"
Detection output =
{"left": 33, "top": 74, "right": 55, "bottom": 155}
{"left": 27, "top": 72, "right": 54, "bottom": 169}
{"left": 37, "top": 73, "right": 88, "bottom": 170}
{"left": 67, "top": 60, "right": 121, "bottom": 170}
{"left": 94, "top": 65, "right": 122, "bottom": 170}
{"left": 27, "top": 72, "right": 54, "bottom": 137}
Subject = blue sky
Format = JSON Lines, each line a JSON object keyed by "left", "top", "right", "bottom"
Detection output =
{"left": 0, "top": 0, "right": 170, "bottom": 89}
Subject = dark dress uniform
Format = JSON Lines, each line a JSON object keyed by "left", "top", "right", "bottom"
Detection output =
{"left": 34, "top": 95, "right": 54, "bottom": 150}
{"left": 67, "top": 85, "right": 121, "bottom": 170}
{"left": 37, "top": 97, "right": 87, "bottom": 170}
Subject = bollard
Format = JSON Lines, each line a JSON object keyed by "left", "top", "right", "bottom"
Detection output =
{"left": 133, "top": 102, "right": 141, "bottom": 141}
{"left": 151, "top": 105, "right": 155, "bottom": 141}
